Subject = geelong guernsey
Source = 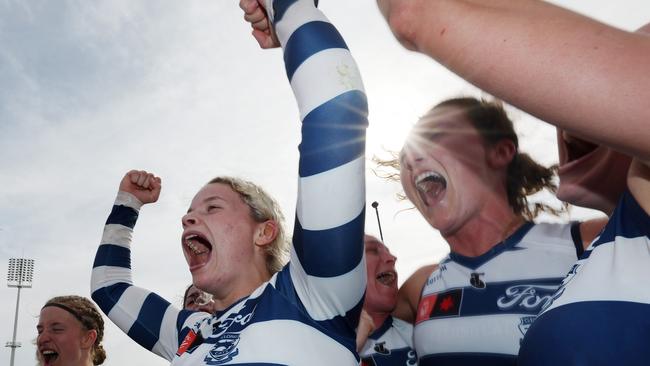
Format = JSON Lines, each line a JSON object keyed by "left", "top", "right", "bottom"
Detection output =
{"left": 414, "top": 222, "right": 581, "bottom": 366}
{"left": 519, "top": 191, "right": 650, "bottom": 366}
{"left": 360, "top": 316, "right": 417, "bottom": 366}
{"left": 90, "top": 1, "right": 369, "bottom": 365}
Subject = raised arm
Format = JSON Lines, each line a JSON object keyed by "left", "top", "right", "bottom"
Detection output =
{"left": 242, "top": 0, "right": 369, "bottom": 330}
{"left": 377, "top": 0, "right": 650, "bottom": 163}
{"left": 90, "top": 170, "right": 202, "bottom": 360}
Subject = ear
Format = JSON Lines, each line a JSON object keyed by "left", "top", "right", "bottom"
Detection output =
{"left": 81, "top": 329, "right": 97, "bottom": 350}
{"left": 254, "top": 220, "right": 278, "bottom": 247}
{"left": 487, "top": 138, "right": 516, "bottom": 169}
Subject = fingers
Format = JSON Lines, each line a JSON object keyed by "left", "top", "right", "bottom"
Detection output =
{"left": 252, "top": 29, "right": 278, "bottom": 49}
{"left": 126, "top": 170, "right": 160, "bottom": 190}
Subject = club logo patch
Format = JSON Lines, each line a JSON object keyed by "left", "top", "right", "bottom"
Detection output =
{"left": 204, "top": 332, "right": 241, "bottom": 365}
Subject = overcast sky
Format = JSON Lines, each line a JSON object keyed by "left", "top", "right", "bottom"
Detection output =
{"left": 1, "top": 1, "right": 647, "bottom": 365}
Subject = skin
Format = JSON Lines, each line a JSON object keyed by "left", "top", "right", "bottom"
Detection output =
{"left": 356, "top": 235, "right": 398, "bottom": 351}
{"left": 376, "top": 0, "right": 650, "bottom": 166}
{"left": 378, "top": 0, "right": 645, "bottom": 325}
{"left": 399, "top": 106, "right": 520, "bottom": 257}
{"left": 119, "top": 170, "right": 278, "bottom": 311}
{"left": 36, "top": 307, "right": 97, "bottom": 366}
{"left": 183, "top": 285, "right": 217, "bottom": 313}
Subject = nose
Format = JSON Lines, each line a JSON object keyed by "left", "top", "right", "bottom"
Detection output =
{"left": 401, "top": 146, "right": 425, "bottom": 170}
{"left": 182, "top": 211, "right": 199, "bottom": 228}
{"left": 380, "top": 247, "right": 397, "bottom": 264}
{"left": 37, "top": 330, "right": 50, "bottom": 345}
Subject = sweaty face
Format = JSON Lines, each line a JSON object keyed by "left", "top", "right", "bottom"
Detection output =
{"left": 181, "top": 183, "right": 263, "bottom": 301}
{"left": 37, "top": 307, "right": 92, "bottom": 366}
{"left": 364, "top": 235, "right": 398, "bottom": 313}
{"left": 399, "top": 107, "right": 493, "bottom": 235}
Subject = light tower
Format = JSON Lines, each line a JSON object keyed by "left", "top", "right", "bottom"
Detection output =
{"left": 6, "top": 258, "right": 35, "bottom": 366}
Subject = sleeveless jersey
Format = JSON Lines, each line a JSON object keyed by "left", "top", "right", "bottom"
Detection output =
{"left": 360, "top": 316, "right": 417, "bottom": 366}
{"left": 414, "top": 222, "right": 581, "bottom": 366}
{"left": 91, "top": 1, "right": 369, "bottom": 365}
{"left": 519, "top": 190, "right": 650, "bottom": 366}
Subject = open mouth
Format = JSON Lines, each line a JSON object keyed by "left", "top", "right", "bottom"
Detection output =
{"left": 376, "top": 271, "right": 397, "bottom": 286}
{"left": 415, "top": 171, "right": 447, "bottom": 206}
{"left": 40, "top": 349, "right": 58, "bottom": 365}
{"left": 183, "top": 232, "right": 212, "bottom": 269}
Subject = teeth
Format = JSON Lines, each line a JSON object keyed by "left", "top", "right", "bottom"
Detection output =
{"left": 415, "top": 171, "right": 444, "bottom": 187}
{"left": 376, "top": 272, "right": 396, "bottom": 285}
{"left": 185, "top": 235, "right": 208, "bottom": 255}
{"left": 42, "top": 350, "right": 56, "bottom": 355}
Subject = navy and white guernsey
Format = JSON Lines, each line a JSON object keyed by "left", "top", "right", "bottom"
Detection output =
{"left": 91, "top": 1, "right": 369, "bottom": 365}
{"left": 360, "top": 316, "right": 417, "bottom": 366}
{"left": 519, "top": 191, "right": 650, "bottom": 366}
{"left": 414, "top": 222, "right": 582, "bottom": 366}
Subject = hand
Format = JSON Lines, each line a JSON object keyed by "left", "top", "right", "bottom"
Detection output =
{"left": 119, "top": 170, "right": 162, "bottom": 205}
{"left": 239, "top": 0, "right": 280, "bottom": 49}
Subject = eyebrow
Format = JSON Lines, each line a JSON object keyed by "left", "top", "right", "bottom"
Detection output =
{"left": 186, "top": 196, "right": 226, "bottom": 214}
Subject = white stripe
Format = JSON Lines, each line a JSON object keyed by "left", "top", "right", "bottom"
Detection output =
{"left": 227, "top": 319, "right": 357, "bottom": 365}
{"left": 414, "top": 314, "right": 523, "bottom": 355}
{"left": 290, "top": 247, "right": 366, "bottom": 321}
{"left": 101, "top": 224, "right": 132, "bottom": 248}
{"left": 106, "top": 285, "right": 153, "bottom": 336}
{"left": 91, "top": 265, "right": 132, "bottom": 291}
{"left": 296, "top": 156, "right": 365, "bottom": 230}
{"left": 290, "top": 48, "right": 365, "bottom": 119}
{"left": 547, "top": 235, "right": 650, "bottom": 311}
{"left": 115, "top": 191, "right": 143, "bottom": 210}
{"left": 274, "top": 0, "right": 329, "bottom": 47}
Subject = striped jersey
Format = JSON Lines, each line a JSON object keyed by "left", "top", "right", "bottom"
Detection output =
{"left": 91, "top": 1, "right": 369, "bottom": 365}
{"left": 519, "top": 190, "right": 650, "bottom": 366}
{"left": 414, "top": 222, "right": 581, "bottom": 366}
{"left": 360, "top": 316, "right": 417, "bottom": 366}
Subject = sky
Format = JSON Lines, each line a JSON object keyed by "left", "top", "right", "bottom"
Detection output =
{"left": 1, "top": 1, "right": 647, "bottom": 365}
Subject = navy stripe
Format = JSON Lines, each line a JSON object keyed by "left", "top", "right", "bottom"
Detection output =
{"left": 292, "top": 211, "right": 364, "bottom": 277}
{"left": 93, "top": 244, "right": 131, "bottom": 269}
{"left": 570, "top": 221, "right": 585, "bottom": 258}
{"left": 105, "top": 204, "right": 138, "bottom": 228}
{"left": 176, "top": 310, "right": 195, "bottom": 345}
{"left": 420, "top": 353, "right": 516, "bottom": 366}
{"left": 298, "top": 90, "right": 368, "bottom": 177}
{"left": 594, "top": 190, "right": 650, "bottom": 247}
{"left": 520, "top": 301, "right": 650, "bottom": 366}
{"left": 126, "top": 293, "right": 170, "bottom": 350}
{"left": 91, "top": 282, "right": 130, "bottom": 315}
{"left": 272, "top": 0, "right": 319, "bottom": 23}
{"left": 449, "top": 222, "right": 534, "bottom": 269}
{"left": 284, "top": 21, "right": 349, "bottom": 81}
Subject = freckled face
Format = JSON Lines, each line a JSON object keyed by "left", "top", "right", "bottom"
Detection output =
{"left": 181, "top": 183, "right": 263, "bottom": 299}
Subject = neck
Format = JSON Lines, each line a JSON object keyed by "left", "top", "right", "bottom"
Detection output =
{"left": 365, "top": 308, "right": 391, "bottom": 331}
{"left": 212, "top": 267, "right": 271, "bottom": 312}
{"left": 444, "top": 207, "right": 524, "bottom": 257}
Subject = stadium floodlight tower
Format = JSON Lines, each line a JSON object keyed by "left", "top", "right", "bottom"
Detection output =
{"left": 6, "top": 258, "right": 35, "bottom": 366}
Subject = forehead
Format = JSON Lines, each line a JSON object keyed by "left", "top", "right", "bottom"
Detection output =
{"left": 364, "top": 235, "right": 387, "bottom": 250}
{"left": 39, "top": 306, "right": 79, "bottom": 327}
{"left": 190, "top": 183, "right": 241, "bottom": 207}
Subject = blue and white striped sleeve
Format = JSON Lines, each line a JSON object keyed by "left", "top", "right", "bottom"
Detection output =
{"left": 90, "top": 191, "right": 201, "bottom": 361}
{"left": 271, "top": 0, "right": 368, "bottom": 329}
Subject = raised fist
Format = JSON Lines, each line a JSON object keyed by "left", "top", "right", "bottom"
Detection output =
{"left": 119, "top": 170, "right": 162, "bottom": 205}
